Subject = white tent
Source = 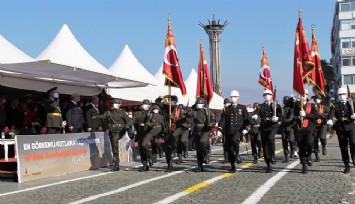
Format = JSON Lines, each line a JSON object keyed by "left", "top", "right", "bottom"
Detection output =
{"left": 108, "top": 45, "right": 158, "bottom": 86}
{"left": 0, "top": 24, "right": 146, "bottom": 95}
{"left": 0, "top": 35, "right": 35, "bottom": 63}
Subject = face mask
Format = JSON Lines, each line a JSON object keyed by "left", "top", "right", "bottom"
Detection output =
{"left": 339, "top": 95, "right": 347, "bottom": 102}
{"left": 113, "top": 104, "right": 120, "bottom": 109}
{"left": 196, "top": 104, "right": 204, "bottom": 109}
{"left": 316, "top": 99, "right": 321, "bottom": 104}
{"left": 264, "top": 95, "right": 272, "bottom": 102}
{"left": 224, "top": 103, "right": 231, "bottom": 107}
{"left": 141, "top": 104, "right": 149, "bottom": 110}
{"left": 52, "top": 92, "right": 59, "bottom": 99}
{"left": 153, "top": 109, "right": 159, "bottom": 114}
{"left": 1, "top": 99, "right": 6, "bottom": 104}
{"left": 231, "top": 97, "right": 238, "bottom": 103}
{"left": 128, "top": 114, "right": 133, "bottom": 118}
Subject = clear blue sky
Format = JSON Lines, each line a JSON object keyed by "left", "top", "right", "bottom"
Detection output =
{"left": 0, "top": 0, "right": 335, "bottom": 104}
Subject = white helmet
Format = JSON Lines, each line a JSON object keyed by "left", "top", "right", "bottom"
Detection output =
{"left": 263, "top": 89, "right": 273, "bottom": 95}
{"left": 338, "top": 87, "right": 347, "bottom": 95}
{"left": 230, "top": 90, "right": 240, "bottom": 97}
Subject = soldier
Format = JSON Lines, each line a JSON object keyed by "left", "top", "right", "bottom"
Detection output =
{"left": 219, "top": 90, "right": 250, "bottom": 173}
{"left": 147, "top": 104, "right": 165, "bottom": 164}
{"left": 130, "top": 99, "right": 151, "bottom": 171}
{"left": 280, "top": 96, "right": 296, "bottom": 163}
{"left": 190, "top": 97, "right": 213, "bottom": 172}
{"left": 44, "top": 87, "right": 63, "bottom": 134}
{"left": 327, "top": 87, "right": 355, "bottom": 174}
{"left": 219, "top": 98, "right": 231, "bottom": 164}
{"left": 94, "top": 98, "right": 130, "bottom": 171}
{"left": 85, "top": 96, "right": 101, "bottom": 132}
{"left": 255, "top": 89, "right": 282, "bottom": 173}
{"left": 294, "top": 89, "right": 319, "bottom": 174}
{"left": 312, "top": 93, "right": 330, "bottom": 162}
{"left": 249, "top": 102, "right": 262, "bottom": 164}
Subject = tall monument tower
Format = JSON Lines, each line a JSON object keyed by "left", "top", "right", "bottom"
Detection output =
{"left": 199, "top": 15, "right": 229, "bottom": 97}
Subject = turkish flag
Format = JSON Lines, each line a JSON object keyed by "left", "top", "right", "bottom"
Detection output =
{"left": 293, "top": 27, "right": 305, "bottom": 96}
{"left": 258, "top": 47, "right": 274, "bottom": 95}
{"left": 196, "top": 41, "right": 213, "bottom": 105}
{"left": 308, "top": 29, "right": 325, "bottom": 96}
{"left": 162, "top": 19, "right": 187, "bottom": 95}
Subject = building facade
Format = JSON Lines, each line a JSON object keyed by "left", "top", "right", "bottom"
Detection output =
{"left": 332, "top": 0, "right": 355, "bottom": 93}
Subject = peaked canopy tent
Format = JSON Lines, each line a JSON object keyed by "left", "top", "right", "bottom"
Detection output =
{"left": 0, "top": 24, "right": 146, "bottom": 96}
{"left": 108, "top": 45, "right": 158, "bottom": 86}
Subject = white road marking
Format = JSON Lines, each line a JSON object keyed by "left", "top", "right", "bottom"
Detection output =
{"left": 241, "top": 160, "right": 299, "bottom": 204}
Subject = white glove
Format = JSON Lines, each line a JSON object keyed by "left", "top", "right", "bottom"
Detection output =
{"left": 53, "top": 92, "right": 59, "bottom": 99}
{"left": 242, "top": 129, "right": 248, "bottom": 135}
{"left": 62, "top": 121, "right": 67, "bottom": 126}
{"left": 326, "top": 119, "right": 333, "bottom": 126}
{"left": 299, "top": 111, "right": 306, "bottom": 117}
{"left": 351, "top": 114, "right": 355, "bottom": 120}
{"left": 272, "top": 116, "right": 278, "bottom": 122}
{"left": 252, "top": 115, "right": 258, "bottom": 120}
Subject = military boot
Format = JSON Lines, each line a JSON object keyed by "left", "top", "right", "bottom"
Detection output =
{"left": 266, "top": 162, "right": 272, "bottom": 173}
{"left": 222, "top": 152, "right": 228, "bottom": 164}
{"left": 140, "top": 161, "right": 149, "bottom": 172}
{"left": 230, "top": 163, "right": 236, "bottom": 173}
{"left": 314, "top": 153, "right": 320, "bottom": 162}
{"left": 253, "top": 156, "right": 258, "bottom": 164}
{"left": 282, "top": 155, "right": 289, "bottom": 163}
{"left": 183, "top": 150, "right": 188, "bottom": 158}
{"left": 148, "top": 157, "right": 154, "bottom": 167}
{"left": 307, "top": 156, "right": 313, "bottom": 166}
{"left": 344, "top": 163, "right": 350, "bottom": 174}
{"left": 271, "top": 155, "right": 276, "bottom": 164}
{"left": 322, "top": 146, "right": 327, "bottom": 155}
{"left": 112, "top": 155, "right": 120, "bottom": 171}
{"left": 166, "top": 162, "right": 173, "bottom": 172}
{"left": 302, "top": 163, "right": 308, "bottom": 174}
{"left": 196, "top": 162, "right": 204, "bottom": 172}
{"left": 176, "top": 154, "right": 183, "bottom": 164}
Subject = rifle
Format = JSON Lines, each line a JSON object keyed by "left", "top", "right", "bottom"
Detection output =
{"left": 347, "top": 85, "right": 354, "bottom": 115}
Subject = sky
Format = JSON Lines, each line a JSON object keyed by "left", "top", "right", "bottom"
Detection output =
{"left": 0, "top": 0, "right": 336, "bottom": 104}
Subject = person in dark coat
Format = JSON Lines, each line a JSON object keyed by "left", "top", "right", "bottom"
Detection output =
{"left": 85, "top": 95, "right": 101, "bottom": 132}
{"left": 66, "top": 93, "right": 84, "bottom": 133}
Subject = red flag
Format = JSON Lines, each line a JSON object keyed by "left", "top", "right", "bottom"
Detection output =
{"left": 196, "top": 41, "right": 213, "bottom": 105}
{"left": 258, "top": 47, "right": 274, "bottom": 95}
{"left": 308, "top": 27, "right": 325, "bottom": 96}
{"left": 294, "top": 14, "right": 314, "bottom": 96}
{"left": 293, "top": 24, "right": 305, "bottom": 96}
{"left": 162, "top": 18, "right": 187, "bottom": 95}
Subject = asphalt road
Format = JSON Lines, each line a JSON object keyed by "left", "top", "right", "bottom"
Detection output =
{"left": 0, "top": 136, "right": 353, "bottom": 204}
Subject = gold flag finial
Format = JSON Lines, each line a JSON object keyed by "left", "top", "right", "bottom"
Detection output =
{"left": 168, "top": 15, "right": 171, "bottom": 27}
{"left": 299, "top": 9, "right": 302, "bottom": 18}
{"left": 311, "top": 24, "right": 315, "bottom": 34}
{"left": 200, "top": 37, "right": 203, "bottom": 44}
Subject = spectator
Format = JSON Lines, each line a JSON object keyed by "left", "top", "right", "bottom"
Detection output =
{"left": 85, "top": 95, "right": 101, "bottom": 132}
{"left": 66, "top": 93, "right": 84, "bottom": 133}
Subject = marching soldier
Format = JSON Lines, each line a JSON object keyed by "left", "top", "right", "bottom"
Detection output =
{"left": 219, "top": 98, "right": 231, "bottom": 164}
{"left": 190, "top": 97, "right": 213, "bottom": 172}
{"left": 294, "top": 89, "right": 319, "bottom": 174}
{"left": 130, "top": 99, "right": 151, "bottom": 171}
{"left": 219, "top": 90, "right": 250, "bottom": 173}
{"left": 313, "top": 93, "right": 330, "bottom": 162}
{"left": 249, "top": 102, "right": 262, "bottom": 164}
{"left": 280, "top": 96, "right": 295, "bottom": 163}
{"left": 146, "top": 104, "right": 165, "bottom": 164}
{"left": 255, "top": 89, "right": 282, "bottom": 173}
{"left": 44, "top": 87, "right": 63, "bottom": 134}
{"left": 94, "top": 98, "right": 130, "bottom": 171}
{"left": 327, "top": 87, "right": 355, "bottom": 174}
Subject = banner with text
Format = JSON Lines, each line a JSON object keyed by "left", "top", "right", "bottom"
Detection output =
{"left": 16, "top": 132, "right": 113, "bottom": 183}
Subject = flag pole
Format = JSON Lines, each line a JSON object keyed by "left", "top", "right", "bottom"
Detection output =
{"left": 168, "top": 80, "right": 172, "bottom": 128}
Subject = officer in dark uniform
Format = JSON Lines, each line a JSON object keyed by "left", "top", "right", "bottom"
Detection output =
{"left": 146, "top": 104, "right": 165, "bottom": 164}
{"left": 294, "top": 89, "right": 319, "bottom": 174}
{"left": 130, "top": 99, "right": 151, "bottom": 171}
{"left": 280, "top": 96, "right": 295, "bottom": 163}
{"left": 219, "top": 98, "right": 231, "bottom": 164}
{"left": 190, "top": 97, "right": 213, "bottom": 172}
{"left": 249, "top": 102, "right": 262, "bottom": 164}
{"left": 327, "top": 87, "right": 355, "bottom": 174}
{"left": 219, "top": 90, "right": 250, "bottom": 173}
{"left": 94, "top": 98, "right": 130, "bottom": 171}
{"left": 256, "top": 89, "right": 282, "bottom": 173}
{"left": 44, "top": 87, "right": 63, "bottom": 134}
{"left": 312, "top": 93, "right": 330, "bottom": 162}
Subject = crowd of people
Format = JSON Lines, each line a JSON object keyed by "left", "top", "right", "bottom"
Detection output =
{"left": 0, "top": 86, "right": 354, "bottom": 175}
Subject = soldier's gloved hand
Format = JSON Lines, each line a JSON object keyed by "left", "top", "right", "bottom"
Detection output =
{"left": 242, "top": 129, "right": 248, "bottom": 135}
{"left": 326, "top": 119, "right": 333, "bottom": 126}
{"left": 299, "top": 111, "right": 306, "bottom": 117}
{"left": 272, "top": 116, "right": 278, "bottom": 122}
{"left": 351, "top": 114, "right": 355, "bottom": 120}
{"left": 252, "top": 115, "right": 258, "bottom": 120}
